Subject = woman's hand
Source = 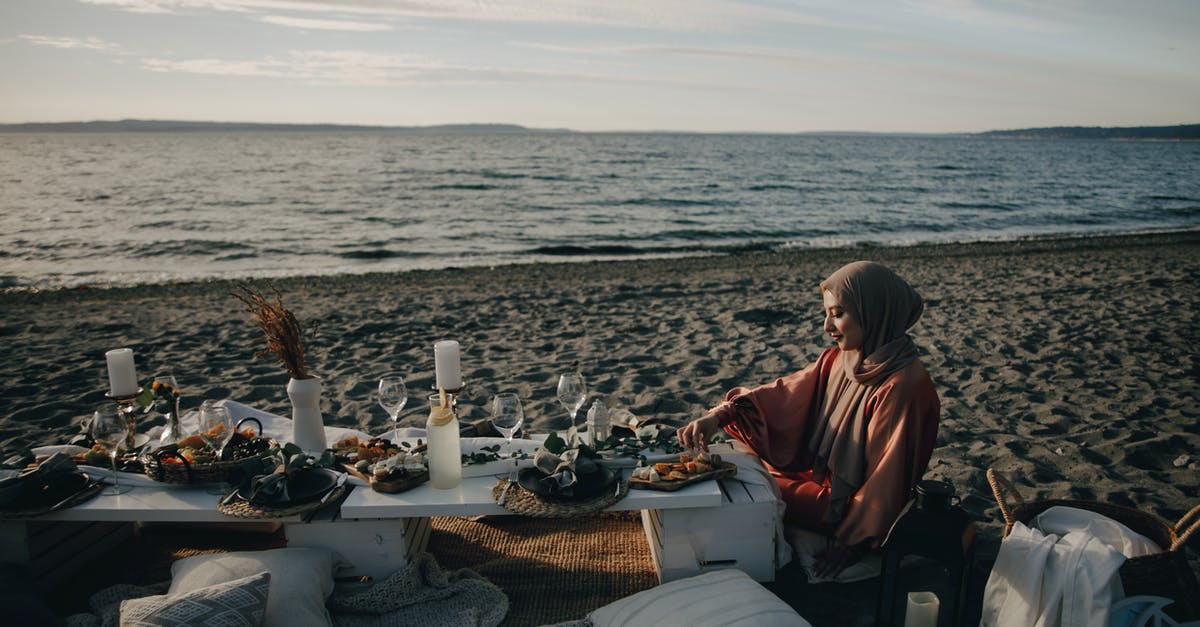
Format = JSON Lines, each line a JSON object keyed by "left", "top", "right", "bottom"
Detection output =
{"left": 676, "top": 413, "right": 720, "bottom": 452}
{"left": 813, "top": 540, "right": 870, "bottom": 579}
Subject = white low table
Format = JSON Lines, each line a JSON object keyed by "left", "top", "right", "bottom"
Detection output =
{"left": 1, "top": 471, "right": 726, "bottom": 585}
{"left": 333, "top": 472, "right": 724, "bottom": 579}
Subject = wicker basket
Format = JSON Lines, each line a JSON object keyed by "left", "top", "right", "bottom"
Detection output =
{"left": 142, "top": 417, "right": 278, "bottom": 486}
{"left": 987, "top": 468, "right": 1200, "bottom": 616}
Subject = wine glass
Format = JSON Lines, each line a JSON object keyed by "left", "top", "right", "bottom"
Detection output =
{"left": 377, "top": 374, "right": 408, "bottom": 443}
{"left": 557, "top": 372, "right": 587, "bottom": 428}
{"left": 490, "top": 393, "right": 525, "bottom": 463}
{"left": 198, "top": 400, "right": 234, "bottom": 495}
{"left": 90, "top": 406, "right": 133, "bottom": 495}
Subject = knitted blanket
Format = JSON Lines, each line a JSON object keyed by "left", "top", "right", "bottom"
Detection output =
{"left": 64, "top": 552, "right": 508, "bottom": 627}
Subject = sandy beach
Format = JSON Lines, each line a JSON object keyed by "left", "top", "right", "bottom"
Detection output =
{"left": 3, "top": 230, "right": 1198, "bottom": 620}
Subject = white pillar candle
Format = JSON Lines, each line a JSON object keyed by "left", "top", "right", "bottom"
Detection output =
{"left": 105, "top": 348, "right": 139, "bottom": 398}
{"left": 904, "top": 591, "right": 939, "bottom": 627}
{"left": 434, "top": 340, "right": 462, "bottom": 391}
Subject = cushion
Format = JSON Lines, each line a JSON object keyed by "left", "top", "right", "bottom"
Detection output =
{"left": 169, "top": 548, "right": 337, "bottom": 627}
{"left": 588, "top": 569, "right": 811, "bottom": 627}
{"left": 120, "top": 571, "right": 270, "bottom": 627}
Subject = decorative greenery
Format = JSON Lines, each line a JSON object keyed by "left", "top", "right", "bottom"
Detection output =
{"left": 599, "top": 424, "right": 686, "bottom": 461}
{"left": 232, "top": 283, "right": 318, "bottom": 380}
{"left": 462, "top": 444, "right": 530, "bottom": 466}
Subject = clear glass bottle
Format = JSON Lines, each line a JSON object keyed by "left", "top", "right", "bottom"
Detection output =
{"left": 426, "top": 391, "right": 462, "bottom": 489}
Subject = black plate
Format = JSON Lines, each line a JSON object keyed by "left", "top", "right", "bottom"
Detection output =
{"left": 237, "top": 468, "right": 339, "bottom": 505}
{"left": 2, "top": 471, "right": 91, "bottom": 510}
{"left": 518, "top": 466, "right": 616, "bottom": 501}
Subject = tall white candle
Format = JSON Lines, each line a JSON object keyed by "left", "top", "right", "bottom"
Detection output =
{"left": 904, "top": 591, "right": 939, "bottom": 627}
{"left": 105, "top": 348, "right": 139, "bottom": 397}
{"left": 434, "top": 340, "right": 462, "bottom": 391}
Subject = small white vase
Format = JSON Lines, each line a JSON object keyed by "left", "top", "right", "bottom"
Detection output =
{"left": 287, "top": 377, "right": 327, "bottom": 454}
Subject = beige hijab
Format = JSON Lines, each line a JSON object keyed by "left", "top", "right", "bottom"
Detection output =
{"left": 808, "top": 261, "right": 924, "bottom": 525}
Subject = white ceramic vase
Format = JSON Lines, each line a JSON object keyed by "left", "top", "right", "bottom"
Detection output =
{"left": 287, "top": 377, "right": 327, "bottom": 454}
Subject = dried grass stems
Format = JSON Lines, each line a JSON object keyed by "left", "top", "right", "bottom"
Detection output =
{"left": 232, "top": 284, "right": 318, "bottom": 380}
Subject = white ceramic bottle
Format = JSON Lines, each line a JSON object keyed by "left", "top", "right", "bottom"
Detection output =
{"left": 426, "top": 391, "right": 462, "bottom": 489}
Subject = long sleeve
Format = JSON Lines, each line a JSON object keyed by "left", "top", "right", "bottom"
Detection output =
{"left": 833, "top": 362, "right": 940, "bottom": 546}
{"left": 712, "top": 348, "right": 842, "bottom": 473}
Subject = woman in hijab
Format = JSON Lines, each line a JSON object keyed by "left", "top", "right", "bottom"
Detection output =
{"left": 677, "top": 261, "right": 940, "bottom": 577}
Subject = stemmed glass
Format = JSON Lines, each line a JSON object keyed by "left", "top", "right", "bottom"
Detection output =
{"left": 377, "top": 374, "right": 408, "bottom": 443}
{"left": 557, "top": 372, "right": 587, "bottom": 429}
{"left": 198, "top": 400, "right": 234, "bottom": 495}
{"left": 90, "top": 406, "right": 133, "bottom": 495}
{"left": 490, "top": 393, "right": 525, "bottom": 463}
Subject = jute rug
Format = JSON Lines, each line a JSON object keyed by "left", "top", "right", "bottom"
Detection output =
{"left": 45, "top": 514, "right": 657, "bottom": 626}
{"left": 427, "top": 511, "right": 659, "bottom": 626}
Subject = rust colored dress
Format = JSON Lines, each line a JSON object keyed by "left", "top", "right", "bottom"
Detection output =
{"left": 710, "top": 346, "right": 940, "bottom": 548}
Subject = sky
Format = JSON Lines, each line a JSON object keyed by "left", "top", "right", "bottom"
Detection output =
{"left": 1, "top": 0, "right": 1197, "bottom": 133}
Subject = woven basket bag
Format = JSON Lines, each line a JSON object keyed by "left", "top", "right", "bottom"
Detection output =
{"left": 987, "top": 468, "right": 1200, "bottom": 617}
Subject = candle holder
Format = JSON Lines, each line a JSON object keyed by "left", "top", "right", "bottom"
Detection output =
{"left": 106, "top": 389, "right": 142, "bottom": 451}
{"left": 430, "top": 383, "right": 465, "bottom": 408}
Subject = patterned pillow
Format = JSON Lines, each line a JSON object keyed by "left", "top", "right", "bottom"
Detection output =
{"left": 168, "top": 548, "right": 337, "bottom": 627}
{"left": 120, "top": 571, "right": 271, "bottom": 627}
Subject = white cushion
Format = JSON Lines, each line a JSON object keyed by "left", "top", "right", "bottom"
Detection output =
{"left": 588, "top": 569, "right": 811, "bottom": 627}
{"left": 169, "top": 548, "right": 337, "bottom": 627}
{"left": 121, "top": 571, "right": 270, "bottom": 627}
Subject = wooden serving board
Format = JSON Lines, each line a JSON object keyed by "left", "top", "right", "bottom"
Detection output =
{"left": 341, "top": 464, "right": 430, "bottom": 494}
{"left": 628, "top": 462, "right": 737, "bottom": 491}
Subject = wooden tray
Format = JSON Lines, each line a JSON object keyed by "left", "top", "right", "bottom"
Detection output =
{"left": 628, "top": 462, "right": 737, "bottom": 491}
{"left": 342, "top": 464, "right": 430, "bottom": 494}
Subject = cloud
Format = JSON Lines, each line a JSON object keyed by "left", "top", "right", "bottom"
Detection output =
{"left": 258, "top": 15, "right": 391, "bottom": 31}
{"left": 138, "top": 47, "right": 727, "bottom": 91}
{"left": 901, "top": 0, "right": 1066, "bottom": 33}
{"left": 19, "top": 35, "right": 123, "bottom": 52}
{"left": 80, "top": 0, "right": 836, "bottom": 32}
{"left": 514, "top": 41, "right": 817, "bottom": 65}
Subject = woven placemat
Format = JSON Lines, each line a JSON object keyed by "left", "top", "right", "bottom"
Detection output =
{"left": 491, "top": 478, "right": 627, "bottom": 518}
{"left": 428, "top": 511, "right": 656, "bottom": 626}
{"left": 217, "top": 484, "right": 348, "bottom": 519}
{"left": 0, "top": 480, "right": 105, "bottom": 518}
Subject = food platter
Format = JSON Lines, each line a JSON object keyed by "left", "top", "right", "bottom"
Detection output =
{"left": 628, "top": 461, "right": 737, "bottom": 491}
{"left": 342, "top": 463, "right": 430, "bottom": 494}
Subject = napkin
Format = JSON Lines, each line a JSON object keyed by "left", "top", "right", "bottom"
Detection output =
{"left": 246, "top": 452, "right": 318, "bottom": 504}
{"left": 0, "top": 452, "right": 84, "bottom": 508}
{"left": 533, "top": 446, "right": 600, "bottom": 497}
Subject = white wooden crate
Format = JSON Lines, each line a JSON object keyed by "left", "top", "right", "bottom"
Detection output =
{"left": 641, "top": 478, "right": 779, "bottom": 583}
{"left": 284, "top": 516, "right": 431, "bottom": 581}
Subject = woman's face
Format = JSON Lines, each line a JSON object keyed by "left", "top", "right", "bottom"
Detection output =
{"left": 823, "top": 289, "right": 864, "bottom": 351}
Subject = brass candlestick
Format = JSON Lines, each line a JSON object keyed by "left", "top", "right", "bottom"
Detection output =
{"left": 106, "top": 389, "right": 142, "bottom": 450}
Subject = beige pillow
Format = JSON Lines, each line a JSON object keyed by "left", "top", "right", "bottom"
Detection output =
{"left": 588, "top": 569, "right": 811, "bottom": 627}
{"left": 120, "top": 571, "right": 270, "bottom": 626}
{"left": 169, "top": 548, "right": 337, "bottom": 627}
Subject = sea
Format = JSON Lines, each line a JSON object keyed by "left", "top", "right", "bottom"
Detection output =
{"left": 1, "top": 131, "right": 1197, "bottom": 290}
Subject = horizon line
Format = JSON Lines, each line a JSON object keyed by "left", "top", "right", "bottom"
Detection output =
{"left": 1, "top": 118, "right": 1199, "bottom": 137}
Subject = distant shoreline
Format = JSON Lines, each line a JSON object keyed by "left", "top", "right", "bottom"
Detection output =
{"left": 5, "top": 228, "right": 1196, "bottom": 301}
{"left": 1, "top": 119, "right": 1198, "bottom": 139}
